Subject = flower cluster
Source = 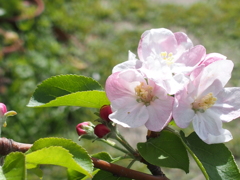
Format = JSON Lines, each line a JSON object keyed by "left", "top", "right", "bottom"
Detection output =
{"left": 105, "top": 28, "right": 240, "bottom": 144}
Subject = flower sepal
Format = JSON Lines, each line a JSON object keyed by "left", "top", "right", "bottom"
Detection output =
{"left": 76, "top": 122, "right": 97, "bottom": 140}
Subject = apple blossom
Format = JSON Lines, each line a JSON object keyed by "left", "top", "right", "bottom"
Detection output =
{"left": 105, "top": 69, "right": 173, "bottom": 131}
{"left": 173, "top": 60, "right": 240, "bottom": 144}
{"left": 112, "top": 28, "right": 206, "bottom": 94}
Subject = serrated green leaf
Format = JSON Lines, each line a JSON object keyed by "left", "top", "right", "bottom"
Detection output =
{"left": 26, "top": 137, "right": 93, "bottom": 177}
{"left": 28, "top": 90, "right": 110, "bottom": 108}
{"left": 137, "top": 130, "right": 189, "bottom": 173}
{"left": 26, "top": 146, "right": 92, "bottom": 178}
{"left": 181, "top": 131, "right": 240, "bottom": 180}
{"left": 0, "top": 152, "right": 25, "bottom": 180}
{"left": 27, "top": 75, "right": 110, "bottom": 108}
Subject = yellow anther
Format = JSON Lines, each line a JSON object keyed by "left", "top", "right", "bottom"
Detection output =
{"left": 192, "top": 93, "right": 217, "bottom": 112}
{"left": 160, "top": 51, "right": 174, "bottom": 65}
{"left": 135, "top": 82, "right": 155, "bottom": 106}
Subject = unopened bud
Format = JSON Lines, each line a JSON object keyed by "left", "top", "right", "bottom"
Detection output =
{"left": 0, "top": 103, "right": 7, "bottom": 117}
{"left": 94, "top": 124, "right": 111, "bottom": 138}
{"left": 76, "top": 122, "right": 94, "bottom": 136}
{"left": 99, "top": 105, "right": 112, "bottom": 122}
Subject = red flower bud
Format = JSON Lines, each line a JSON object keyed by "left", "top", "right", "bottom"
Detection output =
{"left": 0, "top": 103, "right": 7, "bottom": 117}
{"left": 99, "top": 105, "right": 112, "bottom": 122}
{"left": 76, "top": 122, "right": 92, "bottom": 136}
{"left": 94, "top": 124, "right": 110, "bottom": 138}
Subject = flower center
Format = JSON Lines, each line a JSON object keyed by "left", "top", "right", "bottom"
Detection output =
{"left": 192, "top": 92, "right": 217, "bottom": 113}
{"left": 135, "top": 82, "right": 156, "bottom": 106}
{"left": 160, "top": 52, "right": 174, "bottom": 65}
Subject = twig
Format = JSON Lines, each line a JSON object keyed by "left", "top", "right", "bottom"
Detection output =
{"left": 0, "top": 138, "right": 170, "bottom": 180}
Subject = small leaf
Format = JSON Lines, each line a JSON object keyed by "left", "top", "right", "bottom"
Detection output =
{"left": 93, "top": 170, "right": 131, "bottom": 180}
{"left": 26, "top": 146, "right": 92, "bottom": 178}
{"left": 0, "top": 152, "right": 26, "bottom": 180}
{"left": 91, "top": 152, "right": 121, "bottom": 163}
{"left": 181, "top": 131, "right": 240, "bottom": 180}
{"left": 137, "top": 130, "right": 189, "bottom": 173}
{"left": 26, "top": 138, "right": 93, "bottom": 177}
{"left": 27, "top": 75, "right": 110, "bottom": 108}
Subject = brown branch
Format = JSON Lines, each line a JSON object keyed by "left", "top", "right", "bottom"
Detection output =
{"left": 0, "top": 138, "right": 169, "bottom": 180}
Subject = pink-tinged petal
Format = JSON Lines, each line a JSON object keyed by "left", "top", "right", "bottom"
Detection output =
{"left": 200, "top": 53, "right": 227, "bottom": 67}
{"left": 193, "top": 60, "right": 233, "bottom": 97}
{"left": 174, "top": 45, "right": 206, "bottom": 73}
{"left": 105, "top": 70, "right": 144, "bottom": 100}
{"left": 173, "top": 90, "right": 195, "bottom": 128}
{"left": 163, "top": 73, "right": 189, "bottom": 95}
{"left": 109, "top": 103, "right": 149, "bottom": 128}
{"left": 112, "top": 60, "right": 142, "bottom": 73}
{"left": 138, "top": 28, "right": 177, "bottom": 61}
{"left": 112, "top": 51, "right": 142, "bottom": 73}
{"left": 174, "top": 32, "right": 193, "bottom": 50}
{"left": 212, "top": 87, "right": 240, "bottom": 122}
{"left": 145, "top": 96, "right": 173, "bottom": 131}
{"left": 192, "top": 112, "right": 232, "bottom": 144}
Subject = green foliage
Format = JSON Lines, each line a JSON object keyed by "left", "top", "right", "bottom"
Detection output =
{"left": 0, "top": 152, "right": 25, "bottom": 180}
{"left": 137, "top": 130, "right": 189, "bottom": 173}
{"left": 181, "top": 131, "right": 240, "bottom": 180}
{"left": 27, "top": 75, "right": 109, "bottom": 108}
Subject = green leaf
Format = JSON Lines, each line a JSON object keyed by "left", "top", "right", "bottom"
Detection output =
{"left": 27, "top": 75, "right": 110, "bottom": 108}
{"left": 26, "top": 146, "right": 93, "bottom": 178}
{"left": 0, "top": 152, "right": 26, "bottom": 180}
{"left": 93, "top": 170, "right": 131, "bottom": 180}
{"left": 91, "top": 152, "right": 121, "bottom": 163}
{"left": 181, "top": 131, "right": 240, "bottom": 180}
{"left": 26, "top": 137, "right": 93, "bottom": 177}
{"left": 27, "top": 167, "right": 43, "bottom": 179}
{"left": 92, "top": 152, "right": 126, "bottom": 180}
{"left": 137, "top": 130, "right": 189, "bottom": 173}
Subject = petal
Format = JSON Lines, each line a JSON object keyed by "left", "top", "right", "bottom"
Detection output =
{"left": 173, "top": 45, "right": 206, "bottom": 74}
{"left": 105, "top": 70, "right": 144, "bottom": 100}
{"left": 109, "top": 102, "right": 149, "bottom": 128}
{"left": 173, "top": 89, "right": 195, "bottom": 128}
{"left": 112, "top": 51, "right": 142, "bottom": 73}
{"left": 145, "top": 96, "right": 173, "bottom": 131}
{"left": 192, "top": 112, "right": 233, "bottom": 144}
{"left": 212, "top": 87, "right": 240, "bottom": 122}
{"left": 112, "top": 60, "right": 142, "bottom": 73}
{"left": 193, "top": 60, "right": 234, "bottom": 97}
{"left": 200, "top": 53, "right": 227, "bottom": 66}
{"left": 138, "top": 28, "right": 177, "bottom": 61}
{"left": 174, "top": 32, "right": 193, "bottom": 50}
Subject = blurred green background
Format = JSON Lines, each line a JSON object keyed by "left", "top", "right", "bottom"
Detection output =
{"left": 1, "top": 0, "right": 240, "bottom": 179}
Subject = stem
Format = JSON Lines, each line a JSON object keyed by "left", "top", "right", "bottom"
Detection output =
{"left": 179, "top": 138, "right": 209, "bottom": 180}
{"left": 164, "top": 127, "right": 209, "bottom": 180}
{"left": 114, "top": 133, "right": 138, "bottom": 159}
{"left": 92, "top": 157, "right": 169, "bottom": 180}
{"left": 99, "top": 138, "right": 131, "bottom": 155}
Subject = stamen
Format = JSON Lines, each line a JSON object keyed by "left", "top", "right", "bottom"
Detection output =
{"left": 192, "top": 93, "right": 217, "bottom": 113}
{"left": 135, "top": 81, "right": 156, "bottom": 106}
{"left": 160, "top": 52, "right": 174, "bottom": 65}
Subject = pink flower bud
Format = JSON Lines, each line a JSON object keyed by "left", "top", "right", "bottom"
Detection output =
{"left": 0, "top": 103, "right": 7, "bottom": 117}
{"left": 94, "top": 124, "right": 110, "bottom": 138}
{"left": 99, "top": 105, "right": 112, "bottom": 122}
{"left": 76, "top": 122, "right": 92, "bottom": 136}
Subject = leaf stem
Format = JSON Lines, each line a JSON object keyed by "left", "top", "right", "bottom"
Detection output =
{"left": 164, "top": 127, "right": 209, "bottom": 180}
